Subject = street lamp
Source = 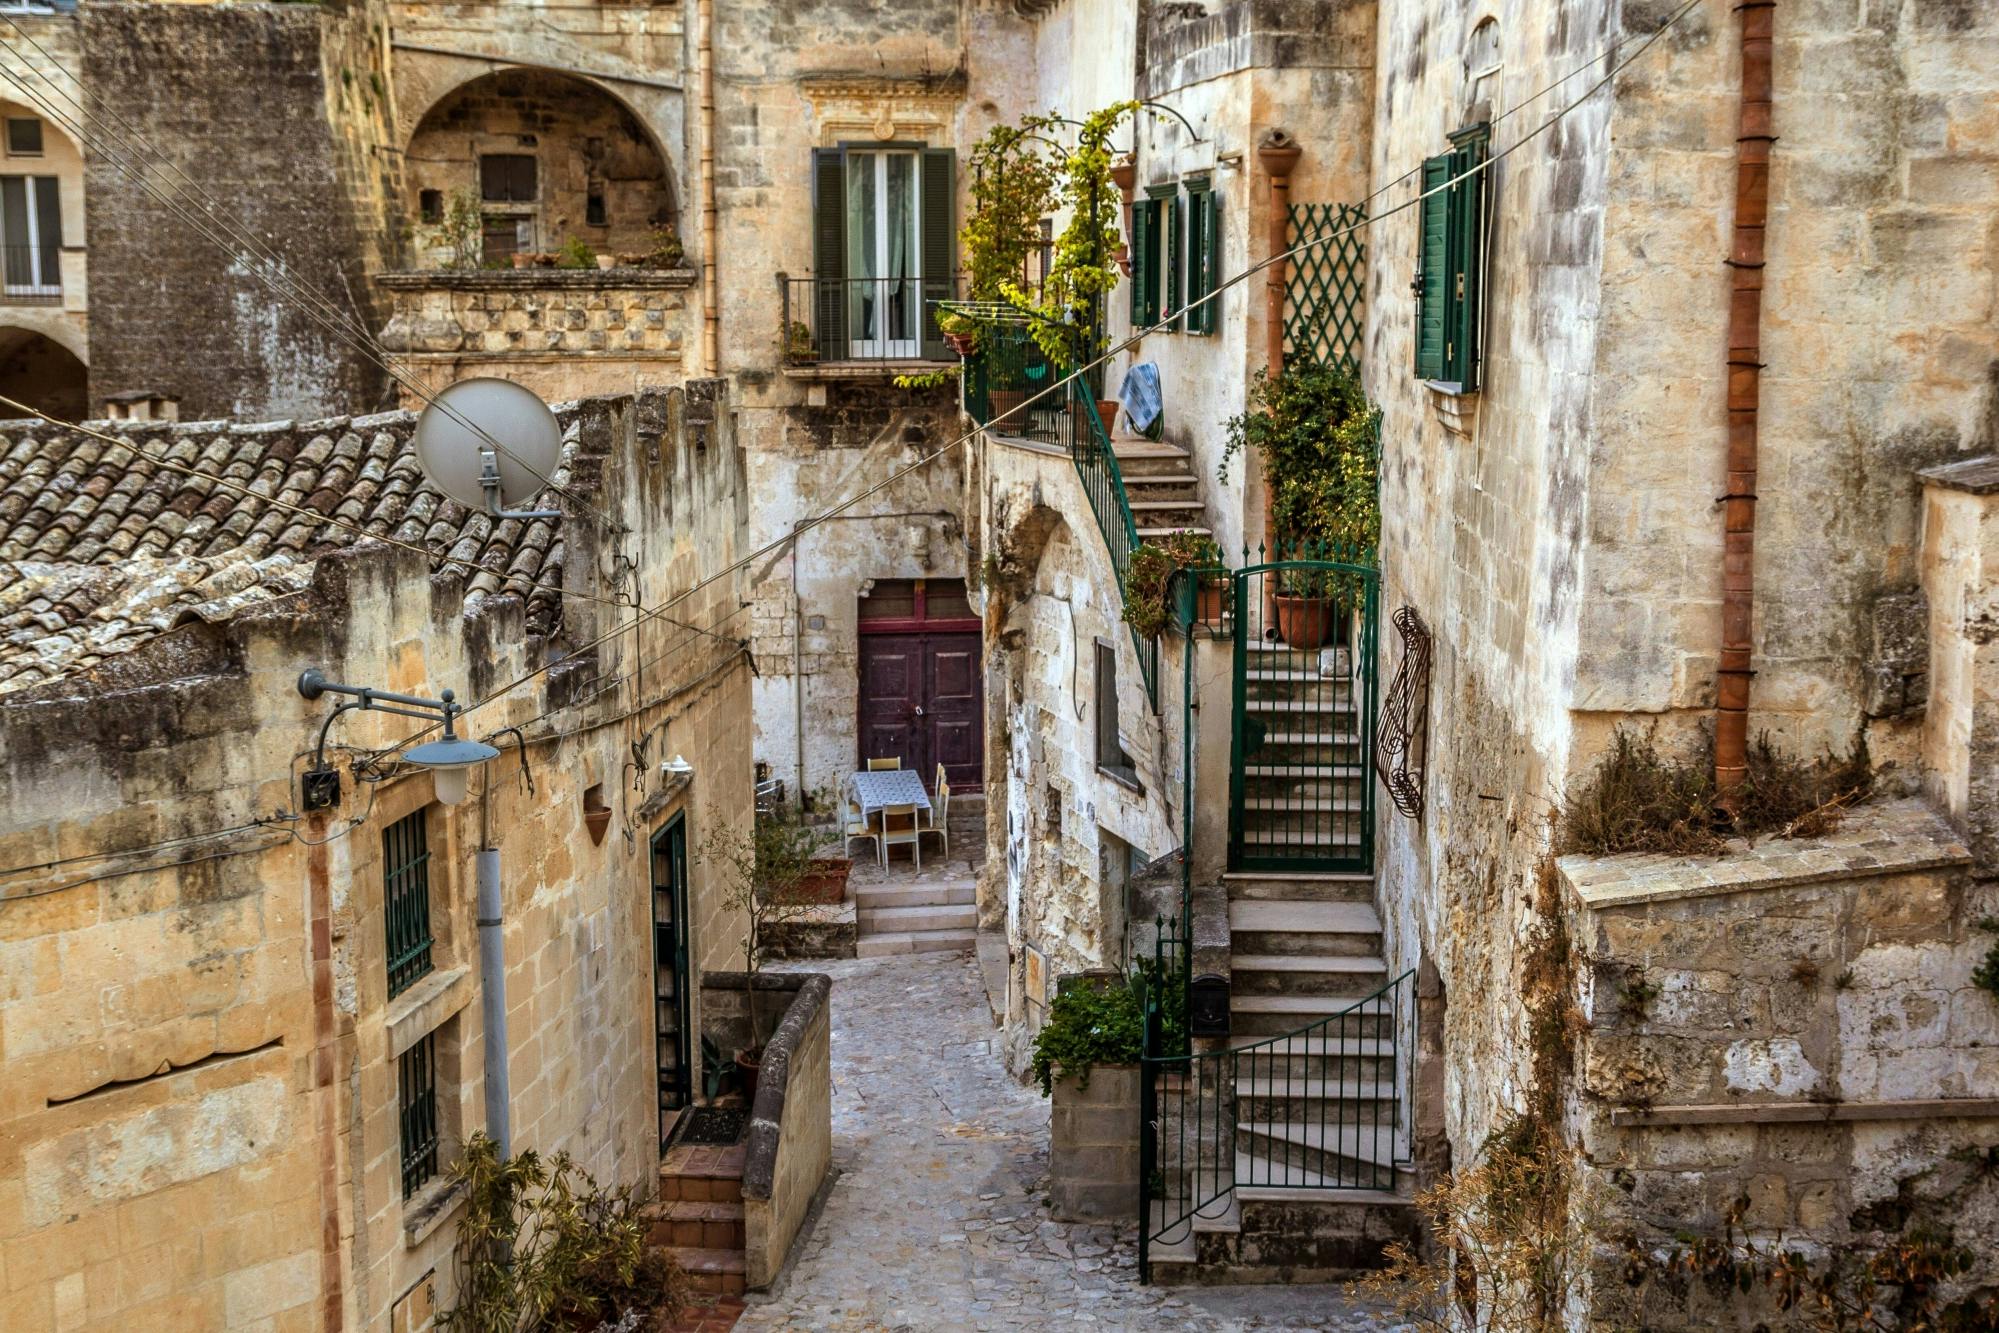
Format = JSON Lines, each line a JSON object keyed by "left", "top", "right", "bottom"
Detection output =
{"left": 297, "top": 668, "right": 500, "bottom": 810}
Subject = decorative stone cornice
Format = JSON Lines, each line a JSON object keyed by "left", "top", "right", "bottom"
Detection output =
{"left": 375, "top": 268, "right": 696, "bottom": 292}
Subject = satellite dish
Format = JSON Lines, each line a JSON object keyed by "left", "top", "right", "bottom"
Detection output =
{"left": 413, "top": 377, "right": 562, "bottom": 518}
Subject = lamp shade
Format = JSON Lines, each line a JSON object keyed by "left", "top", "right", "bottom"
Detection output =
{"left": 405, "top": 735, "right": 500, "bottom": 806}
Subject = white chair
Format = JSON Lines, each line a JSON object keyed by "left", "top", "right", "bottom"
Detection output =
{"left": 920, "top": 779, "right": 950, "bottom": 861}
{"left": 879, "top": 802, "right": 921, "bottom": 869}
{"left": 867, "top": 756, "right": 902, "bottom": 771}
{"left": 843, "top": 791, "right": 880, "bottom": 862}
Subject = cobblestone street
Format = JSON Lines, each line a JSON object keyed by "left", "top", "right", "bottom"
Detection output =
{"left": 741, "top": 952, "right": 1403, "bottom": 1331}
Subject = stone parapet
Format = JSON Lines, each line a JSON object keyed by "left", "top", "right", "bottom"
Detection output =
{"left": 1048, "top": 1065, "right": 1141, "bottom": 1220}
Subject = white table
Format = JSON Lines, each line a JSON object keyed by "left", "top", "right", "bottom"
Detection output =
{"left": 849, "top": 769, "right": 932, "bottom": 820}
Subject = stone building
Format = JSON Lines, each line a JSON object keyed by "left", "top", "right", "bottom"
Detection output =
{"left": 0, "top": 389, "right": 756, "bottom": 1329}
{"left": 0, "top": 16, "right": 87, "bottom": 421}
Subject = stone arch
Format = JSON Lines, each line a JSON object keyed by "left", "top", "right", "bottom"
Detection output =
{"left": 0, "top": 326, "right": 87, "bottom": 421}
{"left": 402, "top": 67, "right": 678, "bottom": 264}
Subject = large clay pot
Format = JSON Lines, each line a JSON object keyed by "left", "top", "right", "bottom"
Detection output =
{"left": 1195, "top": 578, "right": 1228, "bottom": 627}
{"left": 734, "top": 1051, "right": 761, "bottom": 1109}
{"left": 1097, "top": 399, "right": 1120, "bottom": 433}
{"left": 1274, "top": 594, "right": 1336, "bottom": 651}
{"left": 988, "top": 389, "right": 1028, "bottom": 428}
{"left": 944, "top": 331, "right": 977, "bottom": 357}
{"left": 793, "top": 857, "right": 851, "bottom": 905}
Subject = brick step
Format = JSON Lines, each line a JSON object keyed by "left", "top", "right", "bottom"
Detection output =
{"left": 659, "top": 1144, "right": 745, "bottom": 1205}
{"left": 855, "top": 928, "right": 976, "bottom": 957}
{"left": 1224, "top": 872, "right": 1374, "bottom": 902}
{"left": 858, "top": 903, "right": 976, "bottom": 933}
{"left": 853, "top": 883, "right": 975, "bottom": 911}
{"left": 645, "top": 1199, "right": 746, "bottom": 1250}
{"left": 669, "top": 1246, "right": 747, "bottom": 1297}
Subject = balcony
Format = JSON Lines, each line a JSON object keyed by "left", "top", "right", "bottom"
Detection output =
{"left": 779, "top": 274, "right": 959, "bottom": 378}
{"left": 0, "top": 244, "right": 71, "bottom": 307}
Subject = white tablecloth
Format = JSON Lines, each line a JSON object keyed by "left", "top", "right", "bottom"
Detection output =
{"left": 850, "top": 769, "right": 932, "bottom": 819}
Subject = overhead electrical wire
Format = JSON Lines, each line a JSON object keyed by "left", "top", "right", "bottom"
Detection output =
{"left": 0, "top": 0, "right": 1706, "bottom": 898}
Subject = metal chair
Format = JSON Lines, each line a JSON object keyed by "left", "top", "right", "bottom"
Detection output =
{"left": 867, "top": 757, "right": 902, "bottom": 771}
{"left": 919, "top": 778, "right": 950, "bottom": 861}
{"left": 843, "top": 791, "right": 880, "bottom": 863}
{"left": 878, "top": 802, "right": 921, "bottom": 869}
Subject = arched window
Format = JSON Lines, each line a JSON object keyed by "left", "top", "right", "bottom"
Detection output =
{"left": 1464, "top": 17, "right": 1503, "bottom": 125}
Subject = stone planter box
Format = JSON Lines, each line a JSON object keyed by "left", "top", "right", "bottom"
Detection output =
{"left": 1048, "top": 1063, "right": 1141, "bottom": 1220}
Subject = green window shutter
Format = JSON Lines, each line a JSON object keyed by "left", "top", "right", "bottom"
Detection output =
{"left": 1165, "top": 194, "right": 1183, "bottom": 331}
{"left": 812, "top": 148, "right": 848, "bottom": 357}
{"left": 919, "top": 147, "right": 956, "bottom": 360}
{"left": 1415, "top": 152, "right": 1450, "bottom": 380}
{"left": 1446, "top": 125, "right": 1489, "bottom": 392}
{"left": 1188, "top": 185, "right": 1219, "bottom": 335}
{"left": 1128, "top": 197, "right": 1152, "bottom": 325}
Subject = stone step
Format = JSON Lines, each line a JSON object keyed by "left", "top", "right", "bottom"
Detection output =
{"left": 1230, "top": 994, "right": 1391, "bottom": 1037}
{"left": 1224, "top": 873, "right": 1375, "bottom": 902}
{"left": 1234, "top": 1081, "right": 1399, "bottom": 1124}
{"left": 853, "top": 883, "right": 975, "bottom": 911}
{"left": 1238, "top": 796, "right": 1366, "bottom": 816}
{"left": 1128, "top": 499, "right": 1207, "bottom": 515}
{"left": 855, "top": 928, "right": 977, "bottom": 957}
{"left": 670, "top": 1246, "right": 748, "bottom": 1297}
{"left": 1237, "top": 774, "right": 1365, "bottom": 801}
{"left": 859, "top": 903, "right": 977, "bottom": 933}
{"left": 1230, "top": 899, "right": 1380, "bottom": 958}
{"left": 1231, "top": 953, "right": 1388, "bottom": 995}
{"left": 1242, "top": 698, "right": 1359, "bottom": 715}
{"left": 1235, "top": 1122, "right": 1401, "bottom": 1188}
{"left": 1123, "top": 470, "right": 1200, "bottom": 489}
{"left": 1138, "top": 525, "right": 1212, "bottom": 540}
{"left": 1235, "top": 828, "right": 1366, "bottom": 852}
{"left": 645, "top": 1199, "right": 746, "bottom": 1251}
{"left": 1233, "top": 1154, "right": 1408, "bottom": 1200}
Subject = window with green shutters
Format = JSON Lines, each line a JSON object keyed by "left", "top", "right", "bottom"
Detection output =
{"left": 383, "top": 809, "right": 434, "bottom": 999}
{"left": 1184, "top": 178, "right": 1220, "bottom": 336}
{"left": 809, "top": 145, "right": 956, "bottom": 361}
{"left": 1129, "top": 195, "right": 1162, "bottom": 327}
{"left": 1163, "top": 191, "right": 1183, "bottom": 331}
{"left": 1412, "top": 122, "right": 1490, "bottom": 392}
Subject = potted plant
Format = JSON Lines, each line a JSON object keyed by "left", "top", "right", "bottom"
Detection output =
{"left": 555, "top": 238, "right": 597, "bottom": 270}
{"left": 510, "top": 251, "right": 536, "bottom": 270}
{"left": 699, "top": 805, "right": 823, "bottom": 1106}
{"left": 784, "top": 319, "right": 818, "bottom": 363}
{"left": 644, "top": 228, "right": 685, "bottom": 270}
{"left": 1219, "top": 360, "right": 1382, "bottom": 650}
{"left": 939, "top": 307, "right": 979, "bottom": 358}
{"left": 1123, "top": 530, "right": 1226, "bottom": 638}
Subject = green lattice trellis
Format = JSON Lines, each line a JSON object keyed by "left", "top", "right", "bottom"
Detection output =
{"left": 1285, "top": 202, "right": 1367, "bottom": 372}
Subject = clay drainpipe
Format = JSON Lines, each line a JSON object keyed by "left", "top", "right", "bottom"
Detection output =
{"left": 1716, "top": 1, "right": 1776, "bottom": 800}
{"left": 698, "top": 0, "right": 719, "bottom": 374}
{"left": 1256, "top": 131, "right": 1301, "bottom": 623}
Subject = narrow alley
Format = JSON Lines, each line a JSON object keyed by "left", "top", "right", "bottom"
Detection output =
{"left": 738, "top": 952, "right": 1401, "bottom": 1331}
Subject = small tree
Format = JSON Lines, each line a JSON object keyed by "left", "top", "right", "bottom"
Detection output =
{"left": 698, "top": 803, "right": 824, "bottom": 1064}
{"left": 963, "top": 122, "right": 1059, "bottom": 303}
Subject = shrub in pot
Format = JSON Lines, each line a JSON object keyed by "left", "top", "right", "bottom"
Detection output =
{"left": 1124, "top": 530, "right": 1227, "bottom": 639}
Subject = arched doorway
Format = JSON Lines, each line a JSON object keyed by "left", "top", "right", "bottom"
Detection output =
{"left": 404, "top": 69, "right": 678, "bottom": 268}
{"left": 0, "top": 326, "right": 85, "bottom": 420}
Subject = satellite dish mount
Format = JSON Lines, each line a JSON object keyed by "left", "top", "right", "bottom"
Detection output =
{"left": 414, "top": 377, "right": 566, "bottom": 522}
{"left": 478, "top": 444, "right": 559, "bottom": 520}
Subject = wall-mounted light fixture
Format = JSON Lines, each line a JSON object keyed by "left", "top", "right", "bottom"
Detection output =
{"left": 297, "top": 668, "right": 500, "bottom": 810}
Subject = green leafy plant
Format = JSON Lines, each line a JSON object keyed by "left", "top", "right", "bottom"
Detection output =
{"left": 440, "top": 190, "right": 482, "bottom": 272}
{"left": 644, "top": 228, "right": 685, "bottom": 269}
{"left": 892, "top": 364, "right": 962, "bottom": 391}
{"left": 1973, "top": 916, "right": 1999, "bottom": 1001}
{"left": 555, "top": 237, "right": 597, "bottom": 270}
{"left": 701, "top": 1033, "right": 738, "bottom": 1101}
{"left": 1030, "top": 974, "right": 1144, "bottom": 1096}
{"left": 963, "top": 122, "right": 1059, "bottom": 303}
{"left": 783, "top": 319, "right": 817, "bottom": 362}
{"left": 441, "top": 1133, "right": 687, "bottom": 1332}
{"left": 1123, "top": 530, "right": 1225, "bottom": 639}
{"left": 698, "top": 802, "right": 825, "bottom": 1059}
{"left": 1220, "top": 360, "right": 1381, "bottom": 594}
{"left": 1001, "top": 102, "right": 1139, "bottom": 368}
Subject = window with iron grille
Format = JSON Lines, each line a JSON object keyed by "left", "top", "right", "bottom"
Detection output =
{"left": 399, "top": 1031, "right": 440, "bottom": 1198}
{"left": 1096, "top": 639, "right": 1137, "bottom": 785}
{"left": 383, "top": 810, "right": 434, "bottom": 998}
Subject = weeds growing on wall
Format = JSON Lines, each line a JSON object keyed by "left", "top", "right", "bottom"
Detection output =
{"left": 1972, "top": 917, "right": 1999, "bottom": 1002}
{"left": 442, "top": 1133, "right": 687, "bottom": 1332}
{"left": 1556, "top": 729, "right": 1873, "bottom": 857}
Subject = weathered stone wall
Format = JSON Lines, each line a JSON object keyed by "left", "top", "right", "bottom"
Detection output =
{"left": 1918, "top": 460, "right": 1999, "bottom": 870}
{"left": 376, "top": 269, "right": 695, "bottom": 404}
{"left": 1049, "top": 1064, "right": 1141, "bottom": 1220}
{"left": 79, "top": 2, "right": 400, "bottom": 420}
{"left": 1561, "top": 801, "right": 1999, "bottom": 1326}
{"left": 0, "top": 391, "right": 754, "bottom": 1331}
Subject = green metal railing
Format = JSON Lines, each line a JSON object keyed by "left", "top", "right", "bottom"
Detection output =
{"left": 1228, "top": 549, "right": 1380, "bottom": 873}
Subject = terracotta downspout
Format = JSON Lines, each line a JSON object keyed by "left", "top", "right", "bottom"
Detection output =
{"left": 1716, "top": 1, "right": 1775, "bottom": 799}
{"left": 698, "top": 0, "right": 719, "bottom": 374}
{"left": 1257, "top": 131, "right": 1301, "bottom": 619}
{"left": 307, "top": 820, "right": 344, "bottom": 1330}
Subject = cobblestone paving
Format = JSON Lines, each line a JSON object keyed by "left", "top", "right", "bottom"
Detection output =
{"left": 741, "top": 952, "right": 1406, "bottom": 1331}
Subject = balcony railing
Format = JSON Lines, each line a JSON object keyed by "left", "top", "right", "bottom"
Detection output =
{"left": 0, "top": 245, "right": 61, "bottom": 305}
{"left": 780, "top": 274, "right": 959, "bottom": 366}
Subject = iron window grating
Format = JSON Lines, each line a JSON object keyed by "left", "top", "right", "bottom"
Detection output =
{"left": 383, "top": 810, "right": 434, "bottom": 999}
{"left": 399, "top": 1030, "right": 440, "bottom": 1198}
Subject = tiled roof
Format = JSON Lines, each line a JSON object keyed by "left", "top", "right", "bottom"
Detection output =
{"left": 0, "top": 413, "right": 574, "bottom": 694}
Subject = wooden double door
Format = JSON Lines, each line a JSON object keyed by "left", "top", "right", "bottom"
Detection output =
{"left": 857, "top": 631, "right": 983, "bottom": 788}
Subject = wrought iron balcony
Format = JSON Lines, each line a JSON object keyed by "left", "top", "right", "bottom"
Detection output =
{"left": 779, "top": 274, "right": 960, "bottom": 367}
{"left": 0, "top": 245, "right": 62, "bottom": 305}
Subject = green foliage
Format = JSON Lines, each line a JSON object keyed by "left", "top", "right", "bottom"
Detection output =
{"left": 1123, "top": 530, "right": 1225, "bottom": 639}
{"left": 1973, "top": 916, "right": 1999, "bottom": 1001}
{"left": 1030, "top": 974, "right": 1144, "bottom": 1096}
{"left": 441, "top": 190, "right": 483, "bottom": 272}
{"left": 701, "top": 1033, "right": 738, "bottom": 1101}
{"left": 962, "top": 123, "right": 1059, "bottom": 302}
{"left": 1001, "top": 102, "right": 1139, "bottom": 367}
{"left": 698, "top": 802, "right": 826, "bottom": 1050}
{"left": 1221, "top": 360, "right": 1381, "bottom": 588}
{"left": 645, "top": 229, "right": 684, "bottom": 269}
{"left": 441, "top": 1133, "right": 687, "bottom": 1332}
{"left": 783, "top": 319, "right": 816, "bottom": 361}
{"left": 892, "top": 364, "right": 962, "bottom": 391}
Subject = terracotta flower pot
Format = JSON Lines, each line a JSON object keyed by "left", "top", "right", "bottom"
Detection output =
{"left": 988, "top": 389, "right": 1028, "bottom": 428}
{"left": 794, "top": 857, "right": 851, "bottom": 905}
{"left": 734, "top": 1050, "right": 761, "bottom": 1108}
{"left": 1196, "top": 578, "right": 1227, "bottom": 626}
{"left": 1097, "top": 399, "right": 1120, "bottom": 433}
{"left": 510, "top": 252, "right": 534, "bottom": 270}
{"left": 1274, "top": 594, "right": 1336, "bottom": 651}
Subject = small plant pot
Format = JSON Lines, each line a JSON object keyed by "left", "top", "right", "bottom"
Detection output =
{"left": 988, "top": 389, "right": 1028, "bottom": 428}
{"left": 510, "top": 252, "right": 534, "bottom": 270}
{"left": 1195, "top": 578, "right": 1228, "bottom": 626}
{"left": 734, "top": 1050, "right": 762, "bottom": 1108}
{"left": 794, "top": 857, "right": 852, "bottom": 905}
{"left": 1274, "top": 594, "right": 1336, "bottom": 651}
{"left": 594, "top": 253, "right": 618, "bottom": 271}
{"left": 1097, "top": 399, "right": 1120, "bottom": 433}
{"left": 943, "top": 330, "right": 977, "bottom": 357}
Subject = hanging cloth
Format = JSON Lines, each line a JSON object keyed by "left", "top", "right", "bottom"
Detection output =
{"left": 1119, "top": 362, "right": 1164, "bottom": 440}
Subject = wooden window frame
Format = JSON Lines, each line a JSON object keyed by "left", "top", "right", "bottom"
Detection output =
{"left": 1184, "top": 177, "right": 1220, "bottom": 336}
{"left": 1095, "top": 639, "right": 1140, "bottom": 790}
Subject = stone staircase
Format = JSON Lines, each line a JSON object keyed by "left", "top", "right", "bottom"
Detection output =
{"left": 1237, "top": 640, "right": 1363, "bottom": 862}
{"left": 1113, "top": 438, "right": 1212, "bottom": 542}
{"left": 1147, "top": 871, "right": 1417, "bottom": 1284}
{"left": 648, "top": 1141, "right": 748, "bottom": 1298}
{"left": 854, "top": 879, "right": 977, "bottom": 956}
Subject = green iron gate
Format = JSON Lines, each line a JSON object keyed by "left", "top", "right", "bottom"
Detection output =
{"left": 1227, "top": 554, "right": 1379, "bottom": 872}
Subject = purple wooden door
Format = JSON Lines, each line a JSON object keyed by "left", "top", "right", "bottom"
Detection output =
{"left": 857, "top": 631, "right": 983, "bottom": 788}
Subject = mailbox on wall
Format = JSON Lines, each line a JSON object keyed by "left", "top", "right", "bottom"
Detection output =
{"left": 1188, "top": 974, "right": 1231, "bottom": 1038}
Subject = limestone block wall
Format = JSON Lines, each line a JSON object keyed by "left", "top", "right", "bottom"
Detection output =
{"left": 1919, "top": 459, "right": 1999, "bottom": 868}
{"left": 1561, "top": 800, "right": 1999, "bottom": 1325}
{"left": 1049, "top": 1065, "right": 1141, "bottom": 1221}
{"left": 375, "top": 270, "right": 695, "bottom": 404}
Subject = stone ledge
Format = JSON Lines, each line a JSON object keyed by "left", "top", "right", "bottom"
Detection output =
{"left": 375, "top": 268, "right": 696, "bottom": 291}
{"left": 1610, "top": 1097, "right": 1999, "bottom": 1127}
{"left": 386, "top": 966, "right": 471, "bottom": 1059}
{"left": 1560, "top": 798, "right": 1971, "bottom": 910}
{"left": 781, "top": 359, "right": 958, "bottom": 382}
{"left": 1918, "top": 453, "right": 1999, "bottom": 495}
{"left": 402, "top": 1177, "right": 467, "bottom": 1247}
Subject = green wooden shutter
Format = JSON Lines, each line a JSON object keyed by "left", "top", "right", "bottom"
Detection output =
{"left": 919, "top": 147, "right": 956, "bottom": 360}
{"left": 1165, "top": 194, "right": 1183, "bottom": 331}
{"left": 1446, "top": 124, "right": 1489, "bottom": 392}
{"left": 1128, "top": 197, "right": 1152, "bottom": 325}
{"left": 1414, "top": 152, "right": 1449, "bottom": 380}
{"left": 1187, "top": 184, "right": 1219, "bottom": 335}
{"left": 812, "top": 148, "right": 848, "bottom": 358}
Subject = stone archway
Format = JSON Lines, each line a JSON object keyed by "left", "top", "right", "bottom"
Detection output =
{"left": 403, "top": 68, "right": 678, "bottom": 267}
{"left": 0, "top": 327, "right": 86, "bottom": 421}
